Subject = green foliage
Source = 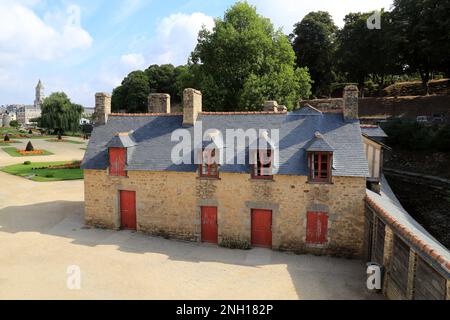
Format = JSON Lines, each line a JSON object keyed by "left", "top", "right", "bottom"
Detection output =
{"left": 291, "top": 11, "right": 338, "bottom": 97}
{"left": 1, "top": 147, "right": 53, "bottom": 157}
{"left": 112, "top": 65, "right": 190, "bottom": 113}
{"left": 336, "top": 11, "right": 400, "bottom": 91}
{"left": 1, "top": 161, "right": 83, "bottom": 182}
{"left": 432, "top": 126, "right": 450, "bottom": 152}
{"left": 39, "top": 92, "right": 83, "bottom": 133}
{"left": 25, "top": 141, "right": 34, "bottom": 152}
{"left": 190, "top": 2, "right": 312, "bottom": 111}
{"left": 4, "top": 134, "right": 10, "bottom": 142}
{"left": 9, "top": 120, "right": 19, "bottom": 128}
{"left": 382, "top": 119, "right": 450, "bottom": 152}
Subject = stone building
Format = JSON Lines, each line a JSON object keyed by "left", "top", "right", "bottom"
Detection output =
{"left": 16, "top": 80, "right": 44, "bottom": 126}
{"left": 82, "top": 86, "right": 371, "bottom": 257}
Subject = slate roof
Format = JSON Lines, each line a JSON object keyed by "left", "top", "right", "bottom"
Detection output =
{"left": 82, "top": 107, "right": 369, "bottom": 177}
{"left": 360, "top": 125, "right": 388, "bottom": 138}
{"left": 305, "top": 132, "right": 334, "bottom": 152}
{"left": 106, "top": 133, "right": 137, "bottom": 148}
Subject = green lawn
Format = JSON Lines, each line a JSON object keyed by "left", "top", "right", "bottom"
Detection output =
{"left": 1, "top": 161, "right": 83, "bottom": 182}
{"left": 1, "top": 147, "right": 53, "bottom": 157}
{"left": 0, "top": 141, "right": 21, "bottom": 146}
{"left": 45, "top": 139, "right": 85, "bottom": 144}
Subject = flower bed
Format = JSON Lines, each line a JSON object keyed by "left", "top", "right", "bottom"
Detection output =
{"left": 48, "top": 161, "right": 81, "bottom": 169}
{"left": 18, "top": 150, "right": 45, "bottom": 156}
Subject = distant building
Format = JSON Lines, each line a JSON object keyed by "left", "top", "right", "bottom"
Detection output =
{"left": 16, "top": 80, "right": 44, "bottom": 126}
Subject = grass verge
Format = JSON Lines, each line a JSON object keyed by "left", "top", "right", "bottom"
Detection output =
{"left": 1, "top": 161, "right": 83, "bottom": 182}
{"left": 1, "top": 147, "right": 53, "bottom": 157}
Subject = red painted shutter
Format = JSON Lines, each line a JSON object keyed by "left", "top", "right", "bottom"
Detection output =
{"left": 109, "top": 148, "right": 127, "bottom": 176}
{"left": 306, "top": 212, "right": 328, "bottom": 244}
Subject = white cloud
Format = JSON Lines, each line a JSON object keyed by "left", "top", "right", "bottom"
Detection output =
{"left": 249, "top": 0, "right": 394, "bottom": 29}
{"left": 121, "top": 53, "right": 146, "bottom": 69}
{"left": 147, "top": 12, "right": 214, "bottom": 65}
{"left": 0, "top": 3, "right": 93, "bottom": 63}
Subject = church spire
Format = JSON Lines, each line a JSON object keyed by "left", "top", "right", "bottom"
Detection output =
{"left": 34, "top": 79, "right": 45, "bottom": 108}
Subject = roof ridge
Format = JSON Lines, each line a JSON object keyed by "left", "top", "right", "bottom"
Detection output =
{"left": 200, "top": 111, "right": 287, "bottom": 115}
{"left": 110, "top": 113, "right": 183, "bottom": 117}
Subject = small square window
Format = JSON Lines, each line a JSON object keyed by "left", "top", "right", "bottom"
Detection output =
{"left": 252, "top": 149, "right": 273, "bottom": 180}
{"left": 308, "top": 152, "right": 332, "bottom": 183}
{"left": 199, "top": 148, "right": 219, "bottom": 178}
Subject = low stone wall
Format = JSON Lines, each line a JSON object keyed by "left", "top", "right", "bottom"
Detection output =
{"left": 84, "top": 169, "right": 366, "bottom": 258}
{"left": 365, "top": 178, "right": 450, "bottom": 300}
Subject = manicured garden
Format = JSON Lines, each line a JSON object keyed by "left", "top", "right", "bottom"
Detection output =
{"left": 1, "top": 161, "right": 83, "bottom": 182}
{"left": 1, "top": 147, "right": 53, "bottom": 157}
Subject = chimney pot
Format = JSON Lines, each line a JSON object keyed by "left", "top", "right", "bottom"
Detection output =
{"left": 148, "top": 93, "right": 171, "bottom": 113}
{"left": 94, "top": 92, "right": 111, "bottom": 126}
{"left": 183, "top": 88, "right": 202, "bottom": 126}
{"left": 263, "top": 101, "right": 279, "bottom": 112}
{"left": 343, "top": 85, "right": 359, "bottom": 121}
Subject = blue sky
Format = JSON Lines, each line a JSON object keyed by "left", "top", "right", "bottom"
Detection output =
{"left": 0, "top": 0, "right": 393, "bottom": 108}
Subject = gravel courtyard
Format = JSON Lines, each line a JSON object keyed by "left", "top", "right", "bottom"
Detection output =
{"left": 0, "top": 140, "right": 381, "bottom": 300}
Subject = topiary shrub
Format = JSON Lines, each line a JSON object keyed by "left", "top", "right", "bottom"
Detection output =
{"left": 4, "top": 134, "right": 10, "bottom": 142}
{"left": 28, "top": 129, "right": 33, "bottom": 135}
{"left": 58, "top": 134, "right": 62, "bottom": 140}
{"left": 23, "top": 161, "right": 31, "bottom": 165}
{"left": 25, "top": 141, "right": 34, "bottom": 152}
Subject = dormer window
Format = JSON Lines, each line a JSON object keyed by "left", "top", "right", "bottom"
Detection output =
{"left": 308, "top": 152, "right": 332, "bottom": 183}
{"left": 109, "top": 147, "right": 127, "bottom": 177}
{"left": 252, "top": 149, "right": 273, "bottom": 180}
{"left": 199, "top": 148, "right": 219, "bottom": 178}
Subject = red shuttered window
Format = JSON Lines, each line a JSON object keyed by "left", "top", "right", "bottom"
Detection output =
{"left": 252, "top": 149, "right": 273, "bottom": 180}
{"left": 308, "top": 152, "right": 332, "bottom": 183}
{"left": 109, "top": 147, "right": 127, "bottom": 177}
{"left": 306, "top": 212, "right": 328, "bottom": 245}
{"left": 199, "top": 149, "right": 219, "bottom": 178}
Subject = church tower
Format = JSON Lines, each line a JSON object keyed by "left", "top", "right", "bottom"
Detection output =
{"left": 34, "top": 79, "right": 44, "bottom": 108}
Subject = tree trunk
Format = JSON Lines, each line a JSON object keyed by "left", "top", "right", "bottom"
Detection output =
{"left": 420, "top": 70, "right": 430, "bottom": 95}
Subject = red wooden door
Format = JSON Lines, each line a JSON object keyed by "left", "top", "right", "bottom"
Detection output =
{"left": 120, "top": 191, "right": 136, "bottom": 230}
{"left": 306, "top": 212, "right": 328, "bottom": 244}
{"left": 109, "top": 147, "right": 126, "bottom": 176}
{"left": 251, "top": 209, "right": 272, "bottom": 248}
{"left": 201, "top": 207, "right": 218, "bottom": 244}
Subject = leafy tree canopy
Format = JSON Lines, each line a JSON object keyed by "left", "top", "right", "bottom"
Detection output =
{"left": 191, "top": 1, "right": 312, "bottom": 111}
{"left": 39, "top": 92, "right": 83, "bottom": 133}
{"left": 291, "top": 11, "right": 338, "bottom": 97}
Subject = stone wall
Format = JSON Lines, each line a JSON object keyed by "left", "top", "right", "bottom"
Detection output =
{"left": 84, "top": 169, "right": 367, "bottom": 258}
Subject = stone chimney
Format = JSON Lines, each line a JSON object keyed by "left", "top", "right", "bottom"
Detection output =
{"left": 148, "top": 93, "right": 171, "bottom": 114}
{"left": 94, "top": 93, "right": 111, "bottom": 126}
{"left": 343, "top": 85, "right": 359, "bottom": 121}
{"left": 183, "top": 88, "right": 202, "bottom": 126}
{"left": 263, "top": 101, "right": 278, "bottom": 112}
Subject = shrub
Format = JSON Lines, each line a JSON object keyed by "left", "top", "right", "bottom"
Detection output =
{"left": 432, "top": 125, "right": 450, "bottom": 152}
{"left": 28, "top": 129, "right": 33, "bottom": 134}
{"left": 45, "top": 174, "right": 54, "bottom": 178}
{"left": 25, "top": 141, "right": 34, "bottom": 152}
{"left": 4, "top": 134, "right": 10, "bottom": 142}
{"left": 23, "top": 161, "right": 31, "bottom": 165}
{"left": 382, "top": 119, "right": 432, "bottom": 151}
{"left": 219, "top": 238, "right": 251, "bottom": 250}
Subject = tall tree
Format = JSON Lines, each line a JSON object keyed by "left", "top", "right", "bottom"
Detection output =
{"left": 392, "top": 0, "right": 450, "bottom": 94}
{"left": 112, "top": 71, "right": 149, "bottom": 113}
{"left": 191, "top": 2, "right": 312, "bottom": 111}
{"left": 39, "top": 92, "right": 83, "bottom": 133}
{"left": 291, "top": 11, "right": 338, "bottom": 97}
{"left": 336, "top": 11, "right": 400, "bottom": 95}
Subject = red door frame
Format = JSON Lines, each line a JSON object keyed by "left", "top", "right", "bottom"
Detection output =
{"left": 120, "top": 190, "right": 136, "bottom": 230}
{"left": 251, "top": 209, "right": 273, "bottom": 248}
{"left": 201, "top": 206, "right": 218, "bottom": 244}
